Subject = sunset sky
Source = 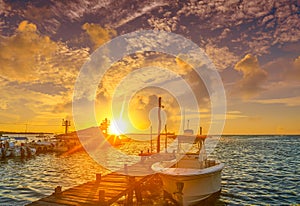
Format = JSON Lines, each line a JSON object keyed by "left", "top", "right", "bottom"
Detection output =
{"left": 0, "top": 0, "right": 299, "bottom": 134}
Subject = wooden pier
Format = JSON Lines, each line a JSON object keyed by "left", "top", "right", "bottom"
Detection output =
{"left": 26, "top": 152, "right": 221, "bottom": 206}
{"left": 27, "top": 173, "right": 158, "bottom": 206}
{"left": 27, "top": 155, "right": 172, "bottom": 206}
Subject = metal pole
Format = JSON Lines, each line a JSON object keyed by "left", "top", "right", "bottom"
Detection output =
{"left": 157, "top": 97, "right": 161, "bottom": 153}
{"left": 62, "top": 119, "right": 71, "bottom": 134}
{"left": 150, "top": 126, "right": 153, "bottom": 153}
{"left": 65, "top": 120, "right": 68, "bottom": 134}
{"left": 165, "top": 124, "right": 167, "bottom": 153}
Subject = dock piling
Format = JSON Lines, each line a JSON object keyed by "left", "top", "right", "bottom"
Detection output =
{"left": 124, "top": 164, "right": 128, "bottom": 175}
{"left": 54, "top": 186, "right": 62, "bottom": 196}
{"left": 135, "top": 182, "right": 142, "bottom": 203}
{"left": 126, "top": 176, "right": 135, "bottom": 205}
{"left": 96, "top": 173, "right": 102, "bottom": 182}
{"left": 98, "top": 190, "right": 106, "bottom": 205}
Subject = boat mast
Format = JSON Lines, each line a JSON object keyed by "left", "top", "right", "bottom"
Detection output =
{"left": 157, "top": 97, "right": 162, "bottom": 153}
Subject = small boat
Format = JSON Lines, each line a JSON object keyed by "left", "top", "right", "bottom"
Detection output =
{"left": 8, "top": 138, "right": 37, "bottom": 158}
{"left": 31, "top": 137, "right": 55, "bottom": 153}
{"left": 53, "top": 141, "right": 69, "bottom": 153}
{"left": 0, "top": 147, "right": 11, "bottom": 158}
{"left": 10, "top": 145, "right": 36, "bottom": 157}
{"left": 53, "top": 133, "right": 83, "bottom": 153}
{"left": 151, "top": 131, "right": 224, "bottom": 205}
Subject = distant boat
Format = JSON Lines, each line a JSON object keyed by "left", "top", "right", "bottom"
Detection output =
{"left": 0, "top": 136, "right": 11, "bottom": 158}
{"left": 6, "top": 137, "right": 37, "bottom": 158}
{"left": 53, "top": 141, "right": 69, "bottom": 153}
{"left": 152, "top": 131, "right": 224, "bottom": 205}
{"left": 0, "top": 147, "right": 11, "bottom": 158}
{"left": 53, "top": 133, "right": 84, "bottom": 154}
{"left": 10, "top": 146, "right": 36, "bottom": 157}
{"left": 13, "top": 137, "right": 29, "bottom": 141}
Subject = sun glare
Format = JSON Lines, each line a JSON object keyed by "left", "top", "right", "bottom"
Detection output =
{"left": 109, "top": 119, "right": 127, "bottom": 135}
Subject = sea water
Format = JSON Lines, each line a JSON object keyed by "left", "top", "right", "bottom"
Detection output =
{"left": 0, "top": 135, "right": 299, "bottom": 205}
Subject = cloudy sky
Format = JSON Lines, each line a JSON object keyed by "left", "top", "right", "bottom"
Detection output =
{"left": 0, "top": 0, "right": 299, "bottom": 134}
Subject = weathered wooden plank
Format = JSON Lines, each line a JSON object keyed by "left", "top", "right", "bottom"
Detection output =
{"left": 99, "top": 178, "right": 127, "bottom": 183}
{"left": 53, "top": 196, "right": 99, "bottom": 205}
{"left": 64, "top": 185, "right": 128, "bottom": 194}
{"left": 34, "top": 197, "right": 80, "bottom": 206}
{"left": 27, "top": 167, "right": 157, "bottom": 206}
{"left": 64, "top": 186, "right": 126, "bottom": 194}
{"left": 27, "top": 200, "right": 70, "bottom": 206}
{"left": 60, "top": 191, "right": 123, "bottom": 201}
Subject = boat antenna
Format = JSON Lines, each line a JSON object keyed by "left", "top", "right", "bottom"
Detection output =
{"left": 164, "top": 124, "right": 168, "bottom": 153}
{"left": 183, "top": 108, "right": 185, "bottom": 133}
{"left": 150, "top": 126, "right": 153, "bottom": 153}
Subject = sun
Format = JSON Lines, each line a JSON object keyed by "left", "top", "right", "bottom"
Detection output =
{"left": 109, "top": 119, "right": 127, "bottom": 135}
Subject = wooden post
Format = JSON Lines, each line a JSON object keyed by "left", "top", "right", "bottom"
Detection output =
{"left": 174, "top": 182, "right": 184, "bottom": 206}
{"left": 124, "top": 164, "right": 128, "bottom": 175}
{"left": 135, "top": 182, "right": 142, "bottom": 204}
{"left": 140, "top": 150, "right": 145, "bottom": 163}
{"left": 99, "top": 190, "right": 105, "bottom": 205}
{"left": 96, "top": 173, "right": 101, "bottom": 183}
{"left": 126, "top": 176, "right": 135, "bottom": 205}
{"left": 54, "top": 186, "right": 62, "bottom": 196}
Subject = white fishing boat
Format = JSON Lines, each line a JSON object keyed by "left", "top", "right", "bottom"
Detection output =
{"left": 152, "top": 132, "right": 224, "bottom": 205}
{"left": 7, "top": 137, "right": 37, "bottom": 157}
{"left": 11, "top": 146, "right": 36, "bottom": 157}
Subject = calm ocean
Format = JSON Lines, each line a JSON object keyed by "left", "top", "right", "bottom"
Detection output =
{"left": 0, "top": 135, "right": 299, "bottom": 205}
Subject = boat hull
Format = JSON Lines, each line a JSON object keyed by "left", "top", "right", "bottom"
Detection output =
{"left": 153, "top": 162, "right": 224, "bottom": 206}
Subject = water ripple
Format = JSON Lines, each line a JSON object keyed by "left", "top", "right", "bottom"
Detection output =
{"left": 214, "top": 135, "right": 300, "bottom": 205}
{"left": 0, "top": 135, "right": 299, "bottom": 205}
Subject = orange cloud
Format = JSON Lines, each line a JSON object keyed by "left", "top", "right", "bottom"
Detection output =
{"left": 82, "top": 23, "right": 116, "bottom": 49}
{"left": 289, "top": 56, "right": 300, "bottom": 79}
{"left": 234, "top": 54, "right": 267, "bottom": 99}
{"left": 17, "top": 20, "right": 37, "bottom": 32}
{"left": 253, "top": 96, "right": 300, "bottom": 107}
{"left": 0, "top": 20, "right": 57, "bottom": 82}
{"left": 0, "top": 21, "right": 90, "bottom": 132}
